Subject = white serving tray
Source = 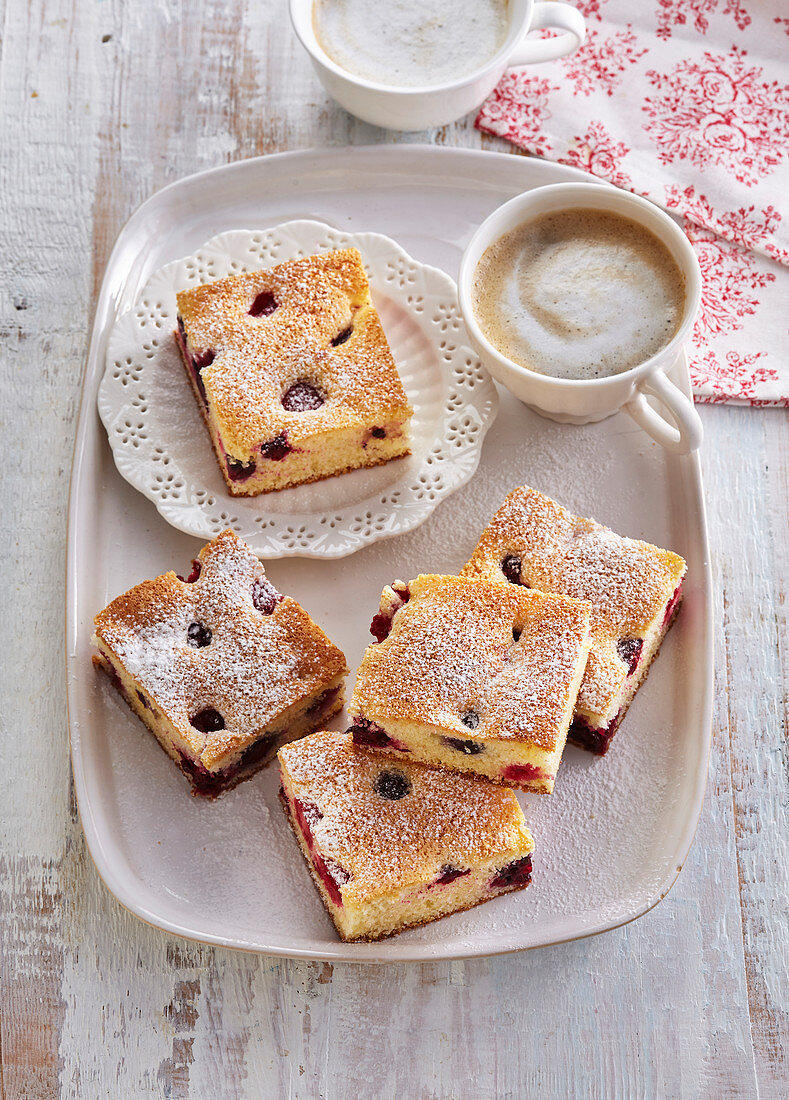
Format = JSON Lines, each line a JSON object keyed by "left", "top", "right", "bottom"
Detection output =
{"left": 66, "top": 147, "right": 713, "bottom": 962}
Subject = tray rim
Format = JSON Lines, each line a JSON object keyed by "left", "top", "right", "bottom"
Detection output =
{"left": 66, "top": 144, "right": 714, "bottom": 962}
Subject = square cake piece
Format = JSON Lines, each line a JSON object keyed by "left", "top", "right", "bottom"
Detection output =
{"left": 349, "top": 575, "right": 592, "bottom": 793}
{"left": 462, "top": 486, "right": 687, "bottom": 754}
{"left": 174, "top": 248, "right": 413, "bottom": 495}
{"left": 278, "top": 730, "right": 535, "bottom": 942}
{"left": 92, "top": 530, "right": 348, "bottom": 796}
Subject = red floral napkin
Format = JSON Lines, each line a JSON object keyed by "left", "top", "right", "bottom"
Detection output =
{"left": 476, "top": 0, "right": 789, "bottom": 406}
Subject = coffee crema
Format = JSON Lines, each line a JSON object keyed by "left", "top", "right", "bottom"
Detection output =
{"left": 312, "top": 0, "right": 510, "bottom": 89}
{"left": 472, "top": 208, "right": 686, "bottom": 381}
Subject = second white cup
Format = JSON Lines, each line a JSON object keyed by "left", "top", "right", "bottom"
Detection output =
{"left": 290, "top": 0, "right": 586, "bottom": 131}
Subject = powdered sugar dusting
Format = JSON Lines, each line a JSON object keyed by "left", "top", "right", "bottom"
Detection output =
{"left": 94, "top": 530, "right": 347, "bottom": 765}
{"left": 352, "top": 575, "right": 591, "bottom": 751}
{"left": 279, "top": 730, "right": 533, "bottom": 899}
{"left": 463, "top": 486, "right": 686, "bottom": 716}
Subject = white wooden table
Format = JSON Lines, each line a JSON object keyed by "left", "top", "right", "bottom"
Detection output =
{"left": 1, "top": 3, "right": 787, "bottom": 1096}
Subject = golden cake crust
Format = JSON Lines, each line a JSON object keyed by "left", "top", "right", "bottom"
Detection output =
{"left": 462, "top": 486, "right": 687, "bottom": 716}
{"left": 278, "top": 730, "right": 533, "bottom": 903}
{"left": 93, "top": 530, "right": 347, "bottom": 768}
{"left": 351, "top": 574, "right": 592, "bottom": 753}
{"left": 176, "top": 248, "right": 413, "bottom": 459}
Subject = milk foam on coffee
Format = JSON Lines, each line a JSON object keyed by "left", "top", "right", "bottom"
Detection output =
{"left": 313, "top": 0, "right": 510, "bottom": 88}
{"left": 473, "top": 209, "right": 686, "bottom": 380}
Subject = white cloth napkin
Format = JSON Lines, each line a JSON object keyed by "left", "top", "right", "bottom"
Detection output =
{"left": 476, "top": 0, "right": 789, "bottom": 406}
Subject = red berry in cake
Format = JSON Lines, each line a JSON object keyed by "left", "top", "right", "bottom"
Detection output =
{"left": 252, "top": 576, "right": 282, "bottom": 615}
{"left": 662, "top": 582, "right": 683, "bottom": 627}
{"left": 331, "top": 324, "right": 353, "bottom": 346}
{"left": 190, "top": 707, "right": 225, "bottom": 734}
{"left": 323, "top": 856, "right": 351, "bottom": 887}
{"left": 293, "top": 796, "right": 323, "bottom": 840}
{"left": 281, "top": 381, "right": 325, "bottom": 412}
{"left": 490, "top": 855, "right": 532, "bottom": 890}
{"left": 501, "top": 554, "right": 523, "bottom": 584}
{"left": 443, "top": 736, "right": 485, "bottom": 756}
{"left": 177, "top": 559, "right": 202, "bottom": 584}
{"left": 187, "top": 621, "right": 212, "bottom": 648}
{"left": 616, "top": 636, "right": 644, "bottom": 676}
{"left": 502, "top": 763, "right": 545, "bottom": 784}
{"left": 373, "top": 770, "right": 411, "bottom": 800}
{"left": 193, "top": 349, "right": 215, "bottom": 371}
{"left": 248, "top": 290, "right": 278, "bottom": 317}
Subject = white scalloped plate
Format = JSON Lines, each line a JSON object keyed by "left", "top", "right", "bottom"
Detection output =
{"left": 97, "top": 220, "right": 497, "bottom": 558}
{"left": 67, "top": 147, "right": 712, "bottom": 962}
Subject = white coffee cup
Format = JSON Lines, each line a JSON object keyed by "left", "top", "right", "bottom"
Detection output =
{"left": 457, "top": 183, "right": 704, "bottom": 454}
{"left": 290, "top": 0, "right": 586, "bottom": 132}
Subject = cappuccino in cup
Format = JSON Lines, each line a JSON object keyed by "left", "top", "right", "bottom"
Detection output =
{"left": 312, "top": 0, "right": 510, "bottom": 88}
{"left": 472, "top": 208, "right": 686, "bottom": 381}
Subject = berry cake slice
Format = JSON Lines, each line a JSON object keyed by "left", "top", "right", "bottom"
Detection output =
{"left": 174, "top": 248, "right": 413, "bottom": 495}
{"left": 349, "top": 575, "right": 592, "bottom": 793}
{"left": 92, "top": 530, "right": 347, "bottom": 796}
{"left": 278, "top": 730, "right": 535, "bottom": 942}
{"left": 462, "top": 486, "right": 687, "bottom": 754}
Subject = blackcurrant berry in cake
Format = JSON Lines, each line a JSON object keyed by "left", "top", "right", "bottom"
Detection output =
{"left": 236, "top": 731, "right": 278, "bottom": 772}
{"left": 350, "top": 717, "right": 395, "bottom": 750}
{"left": 177, "top": 559, "right": 202, "bottom": 583}
{"left": 193, "top": 349, "right": 215, "bottom": 371}
{"left": 187, "top": 621, "right": 212, "bottom": 648}
{"left": 370, "top": 614, "right": 391, "bottom": 643}
{"left": 373, "top": 770, "right": 411, "bottom": 801}
{"left": 252, "top": 576, "right": 282, "bottom": 615}
{"left": 371, "top": 427, "right": 386, "bottom": 439}
{"left": 501, "top": 554, "right": 523, "bottom": 585}
{"left": 331, "top": 323, "right": 353, "bottom": 346}
{"left": 461, "top": 710, "right": 480, "bottom": 730}
{"left": 226, "top": 457, "right": 257, "bottom": 482}
{"left": 248, "top": 290, "right": 278, "bottom": 317}
{"left": 434, "top": 864, "right": 471, "bottom": 885}
{"left": 281, "top": 381, "right": 325, "bottom": 412}
{"left": 190, "top": 707, "right": 225, "bottom": 734}
{"left": 136, "top": 690, "right": 152, "bottom": 711}
{"left": 370, "top": 581, "right": 411, "bottom": 642}
{"left": 490, "top": 855, "right": 532, "bottom": 890}
{"left": 259, "top": 434, "right": 293, "bottom": 461}
{"left": 512, "top": 626, "right": 522, "bottom": 642}
{"left": 306, "top": 685, "right": 341, "bottom": 716}
{"left": 616, "top": 636, "right": 644, "bottom": 676}
{"left": 443, "top": 736, "right": 485, "bottom": 755}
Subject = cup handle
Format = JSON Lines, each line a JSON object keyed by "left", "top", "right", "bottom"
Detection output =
{"left": 507, "top": 2, "right": 586, "bottom": 65}
{"left": 624, "top": 370, "right": 703, "bottom": 454}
